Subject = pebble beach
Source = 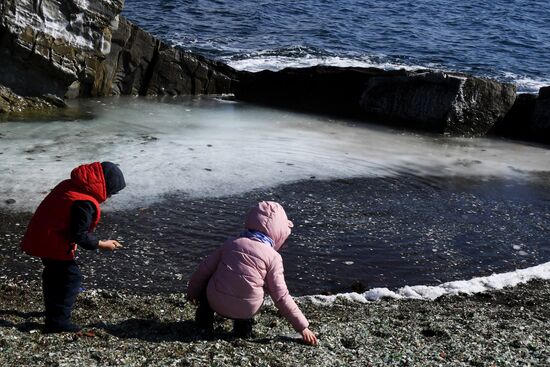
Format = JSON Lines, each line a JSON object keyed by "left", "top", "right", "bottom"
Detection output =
{"left": 0, "top": 278, "right": 548, "bottom": 366}
{"left": 1, "top": 1, "right": 549, "bottom": 364}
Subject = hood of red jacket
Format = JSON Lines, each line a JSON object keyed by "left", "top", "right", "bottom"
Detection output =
{"left": 244, "top": 201, "right": 294, "bottom": 251}
{"left": 70, "top": 162, "right": 108, "bottom": 203}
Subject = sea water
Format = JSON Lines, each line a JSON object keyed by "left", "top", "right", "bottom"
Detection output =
{"left": 1, "top": 96, "right": 549, "bottom": 295}
{"left": 123, "top": 0, "right": 550, "bottom": 93}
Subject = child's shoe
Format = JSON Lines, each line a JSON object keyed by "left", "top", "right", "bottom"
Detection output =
{"left": 44, "top": 322, "right": 82, "bottom": 333}
{"left": 194, "top": 306, "right": 214, "bottom": 332}
{"left": 233, "top": 319, "right": 254, "bottom": 338}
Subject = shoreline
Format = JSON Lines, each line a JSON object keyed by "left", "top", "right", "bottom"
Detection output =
{"left": 0, "top": 277, "right": 548, "bottom": 366}
{"left": 2, "top": 174, "right": 550, "bottom": 297}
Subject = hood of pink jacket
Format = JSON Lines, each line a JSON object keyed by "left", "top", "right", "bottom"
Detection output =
{"left": 244, "top": 201, "right": 293, "bottom": 251}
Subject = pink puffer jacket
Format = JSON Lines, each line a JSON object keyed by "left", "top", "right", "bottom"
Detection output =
{"left": 187, "top": 201, "right": 309, "bottom": 332}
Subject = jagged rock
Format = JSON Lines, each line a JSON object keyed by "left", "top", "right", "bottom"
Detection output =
{"left": 87, "top": 15, "right": 159, "bottom": 96}
{"left": 494, "top": 86, "right": 550, "bottom": 145}
{"left": 360, "top": 72, "right": 516, "bottom": 136}
{"left": 235, "top": 66, "right": 516, "bottom": 136}
{"left": 0, "top": 2, "right": 236, "bottom": 98}
{"left": 0, "top": 0, "right": 124, "bottom": 96}
{"left": 88, "top": 17, "right": 237, "bottom": 97}
{"left": 41, "top": 94, "right": 67, "bottom": 108}
{"left": 0, "top": 84, "right": 66, "bottom": 116}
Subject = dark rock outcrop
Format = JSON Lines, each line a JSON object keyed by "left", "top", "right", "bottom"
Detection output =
{"left": 0, "top": 0, "right": 236, "bottom": 100}
{"left": 493, "top": 93, "right": 537, "bottom": 137}
{"left": 86, "top": 17, "right": 237, "bottom": 97}
{"left": 360, "top": 72, "right": 516, "bottom": 136}
{"left": 0, "top": 0, "right": 125, "bottom": 97}
{"left": 0, "top": 84, "right": 66, "bottom": 118}
{"left": 495, "top": 87, "right": 550, "bottom": 145}
{"left": 532, "top": 87, "right": 550, "bottom": 134}
{"left": 235, "top": 66, "right": 385, "bottom": 117}
{"left": 235, "top": 66, "right": 516, "bottom": 136}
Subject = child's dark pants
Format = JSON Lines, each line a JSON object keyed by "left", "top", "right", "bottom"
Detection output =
{"left": 195, "top": 288, "right": 254, "bottom": 337}
{"left": 42, "top": 259, "right": 82, "bottom": 331}
{"left": 195, "top": 289, "right": 215, "bottom": 331}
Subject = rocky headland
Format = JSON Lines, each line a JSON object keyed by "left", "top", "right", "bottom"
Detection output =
{"left": 1, "top": 0, "right": 549, "bottom": 144}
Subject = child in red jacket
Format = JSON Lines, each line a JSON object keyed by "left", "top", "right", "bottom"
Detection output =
{"left": 20, "top": 162, "right": 125, "bottom": 333}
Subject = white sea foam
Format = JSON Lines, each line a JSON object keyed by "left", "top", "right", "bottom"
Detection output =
{"left": 303, "top": 261, "right": 550, "bottom": 305}
{"left": 502, "top": 72, "right": 550, "bottom": 94}
{"left": 1, "top": 96, "right": 549, "bottom": 212}
{"left": 224, "top": 53, "right": 431, "bottom": 73}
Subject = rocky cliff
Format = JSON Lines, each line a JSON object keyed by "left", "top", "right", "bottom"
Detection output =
{"left": 0, "top": 0, "right": 124, "bottom": 97}
{"left": 86, "top": 17, "right": 237, "bottom": 97}
{"left": 0, "top": 0, "right": 236, "bottom": 99}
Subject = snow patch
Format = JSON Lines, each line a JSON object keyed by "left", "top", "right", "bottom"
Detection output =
{"left": 304, "top": 262, "right": 550, "bottom": 304}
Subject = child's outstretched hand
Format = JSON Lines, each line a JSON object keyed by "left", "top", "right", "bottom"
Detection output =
{"left": 98, "top": 240, "right": 123, "bottom": 251}
{"left": 301, "top": 328, "right": 318, "bottom": 346}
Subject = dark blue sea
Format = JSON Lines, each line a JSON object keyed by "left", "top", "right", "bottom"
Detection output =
{"left": 123, "top": 0, "right": 550, "bottom": 93}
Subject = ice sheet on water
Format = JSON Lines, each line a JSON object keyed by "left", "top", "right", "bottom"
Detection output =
{"left": 1, "top": 96, "right": 550, "bottom": 212}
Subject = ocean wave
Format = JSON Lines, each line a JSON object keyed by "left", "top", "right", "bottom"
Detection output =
{"left": 222, "top": 47, "right": 435, "bottom": 73}
{"left": 222, "top": 47, "right": 548, "bottom": 93}
{"left": 501, "top": 72, "right": 550, "bottom": 94}
{"left": 303, "top": 261, "right": 550, "bottom": 304}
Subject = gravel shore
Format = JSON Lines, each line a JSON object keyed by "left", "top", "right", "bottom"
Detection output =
{"left": 0, "top": 278, "right": 548, "bottom": 366}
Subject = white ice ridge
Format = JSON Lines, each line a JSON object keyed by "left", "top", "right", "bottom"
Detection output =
{"left": 303, "top": 261, "right": 550, "bottom": 305}
{"left": 2, "top": 96, "right": 550, "bottom": 212}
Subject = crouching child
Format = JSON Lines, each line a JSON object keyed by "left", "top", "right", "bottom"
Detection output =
{"left": 187, "top": 201, "right": 318, "bottom": 346}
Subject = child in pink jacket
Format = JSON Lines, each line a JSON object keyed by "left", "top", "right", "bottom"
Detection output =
{"left": 186, "top": 201, "right": 318, "bottom": 346}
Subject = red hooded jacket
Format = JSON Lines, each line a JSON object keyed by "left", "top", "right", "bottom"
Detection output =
{"left": 20, "top": 162, "right": 107, "bottom": 261}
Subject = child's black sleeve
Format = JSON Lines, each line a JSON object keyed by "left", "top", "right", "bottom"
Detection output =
{"left": 70, "top": 200, "right": 100, "bottom": 250}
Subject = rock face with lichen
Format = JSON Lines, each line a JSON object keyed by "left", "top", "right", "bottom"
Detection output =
{"left": 0, "top": 84, "right": 66, "bottom": 118}
{"left": 0, "top": 0, "right": 125, "bottom": 97}
{"left": 0, "top": 0, "right": 236, "bottom": 99}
